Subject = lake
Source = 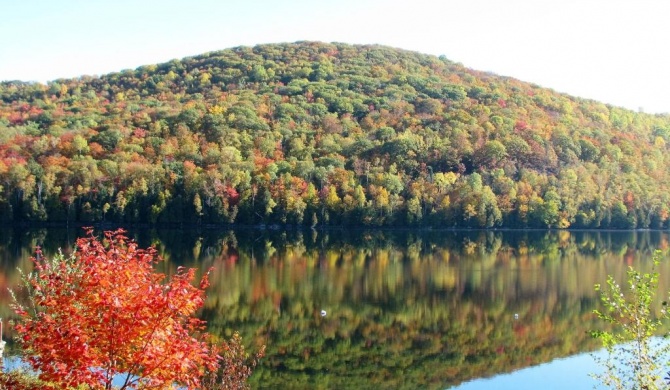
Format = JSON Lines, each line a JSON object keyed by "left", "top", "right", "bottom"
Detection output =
{"left": 1, "top": 228, "right": 669, "bottom": 389}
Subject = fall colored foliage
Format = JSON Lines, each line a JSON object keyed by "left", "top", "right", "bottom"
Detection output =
{"left": 8, "top": 229, "right": 223, "bottom": 389}
{"left": 203, "top": 332, "right": 266, "bottom": 390}
{"left": 2, "top": 42, "right": 670, "bottom": 228}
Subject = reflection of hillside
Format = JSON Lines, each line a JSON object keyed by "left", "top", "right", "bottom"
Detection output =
{"left": 1, "top": 229, "right": 669, "bottom": 388}
{"left": 199, "top": 231, "right": 670, "bottom": 388}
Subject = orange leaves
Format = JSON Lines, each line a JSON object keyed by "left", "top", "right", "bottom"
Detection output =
{"left": 12, "top": 229, "right": 218, "bottom": 389}
{"left": 623, "top": 191, "right": 635, "bottom": 211}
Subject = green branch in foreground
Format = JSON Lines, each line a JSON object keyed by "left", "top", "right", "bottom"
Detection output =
{"left": 591, "top": 250, "right": 670, "bottom": 390}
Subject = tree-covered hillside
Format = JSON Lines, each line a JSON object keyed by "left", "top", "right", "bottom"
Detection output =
{"left": 1, "top": 42, "right": 670, "bottom": 228}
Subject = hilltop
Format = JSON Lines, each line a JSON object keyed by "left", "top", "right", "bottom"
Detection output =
{"left": 1, "top": 42, "right": 669, "bottom": 228}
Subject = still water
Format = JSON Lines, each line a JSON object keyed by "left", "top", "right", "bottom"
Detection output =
{"left": 1, "top": 228, "right": 669, "bottom": 389}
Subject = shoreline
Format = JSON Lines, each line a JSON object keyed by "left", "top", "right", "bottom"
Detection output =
{"left": 2, "top": 220, "right": 668, "bottom": 233}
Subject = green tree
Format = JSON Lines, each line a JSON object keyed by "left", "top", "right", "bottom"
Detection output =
{"left": 591, "top": 251, "right": 670, "bottom": 390}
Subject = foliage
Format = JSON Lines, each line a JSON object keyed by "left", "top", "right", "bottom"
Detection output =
{"left": 2, "top": 43, "right": 670, "bottom": 228}
{"left": 0, "top": 369, "right": 56, "bottom": 390}
{"left": 202, "top": 332, "right": 266, "bottom": 390}
{"left": 591, "top": 250, "right": 670, "bottom": 389}
{"left": 10, "top": 229, "right": 219, "bottom": 389}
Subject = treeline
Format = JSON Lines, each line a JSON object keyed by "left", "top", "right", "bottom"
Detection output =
{"left": 2, "top": 42, "right": 670, "bottom": 228}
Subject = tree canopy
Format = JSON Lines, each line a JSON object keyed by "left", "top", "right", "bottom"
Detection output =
{"left": 1, "top": 42, "right": 670, "bottom": 228}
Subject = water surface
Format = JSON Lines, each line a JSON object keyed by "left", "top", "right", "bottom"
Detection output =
{"left": 1, "top": 228, "right": 668, "bottom": 389}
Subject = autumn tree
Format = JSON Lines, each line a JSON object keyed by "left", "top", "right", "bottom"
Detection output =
{"left": 10, "top": 229, "right": 220, "bottom": 389}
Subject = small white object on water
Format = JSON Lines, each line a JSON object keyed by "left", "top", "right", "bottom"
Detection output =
{"left": 514, "top": 313, "right": 519, "bottom": 320}
{"left": 320, "top": 310, "right": 327, "bottom": 317}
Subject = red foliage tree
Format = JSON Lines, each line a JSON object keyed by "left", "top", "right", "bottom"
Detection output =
{"left": 11, "top": 229, "right": 218, "bottom": 389}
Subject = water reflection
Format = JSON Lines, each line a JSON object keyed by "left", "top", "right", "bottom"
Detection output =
{"left": 0, "top": 228, "right": 669, "bottom": 389}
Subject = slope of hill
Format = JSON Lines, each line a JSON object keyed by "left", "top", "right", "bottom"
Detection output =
{"left": 1, "top": 42, "right": 669, "bottom": 228}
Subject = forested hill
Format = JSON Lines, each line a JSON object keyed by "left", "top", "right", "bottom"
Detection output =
{"left": 1, "top": 42, "right": 670, "bottom": 228}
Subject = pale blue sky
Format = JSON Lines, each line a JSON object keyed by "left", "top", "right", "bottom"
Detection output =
{"left": 1, "top": 0, "right": 669, "bottom": 113}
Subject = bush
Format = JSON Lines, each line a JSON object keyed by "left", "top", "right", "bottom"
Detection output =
{"left": 202, "top": 332, "right": 266, "bottom": 390}
{"left": 0, "top": 370, "right": 56, "bottom": 390}
{"left": 7, "top": 229, "right": 262, "bottom": 390}
{"left": 591, "top": 251, "right": 670, "bottom": 389}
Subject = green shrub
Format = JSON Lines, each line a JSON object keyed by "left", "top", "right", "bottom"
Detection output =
{"left": 591, "top": 251, "right": 670, "bottom": 389}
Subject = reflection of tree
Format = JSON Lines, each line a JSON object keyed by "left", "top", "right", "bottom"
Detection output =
{"left": 2, "top": 229, "right": 670, "bottom": 388}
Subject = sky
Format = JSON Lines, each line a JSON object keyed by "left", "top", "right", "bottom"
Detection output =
{"left": 1, "top": 0, "right": 669, "bottom": 113}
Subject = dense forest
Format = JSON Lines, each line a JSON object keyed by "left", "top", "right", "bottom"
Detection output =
{"left": 2, "top": 42, "right": 670, "bottom": 228}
